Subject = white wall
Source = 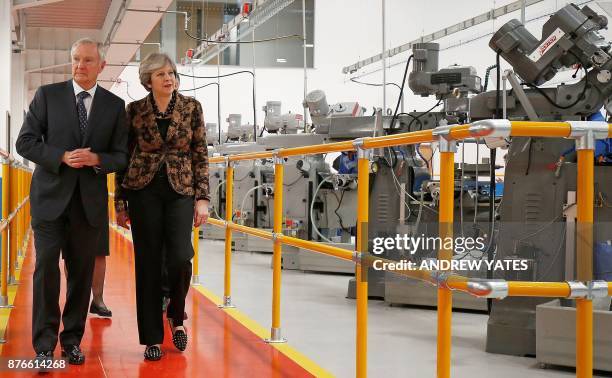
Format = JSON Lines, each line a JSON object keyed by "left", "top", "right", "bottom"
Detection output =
{"left": 0, "top": 0, "right": 12, "bottom": 154}
{"left": 110, "top": 0, "right": 605, "bottom": 174}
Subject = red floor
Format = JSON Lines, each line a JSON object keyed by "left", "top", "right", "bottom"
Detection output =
{"left": 0, "top": 229, "right": 313, "bottom": 378}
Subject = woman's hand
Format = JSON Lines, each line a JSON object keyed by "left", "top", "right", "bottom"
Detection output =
{"left": 194, "top": 199, "right": 209, "bottom": 227}
{"left": 116, "top": 210, "right": 130, "bottom": 229}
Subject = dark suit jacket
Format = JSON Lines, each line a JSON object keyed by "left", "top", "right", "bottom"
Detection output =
{"left": 16, "top": 80, "right": 128, "bottom": 227}
{"left": 114, "top": 92, "right": 209, "bottom": 213}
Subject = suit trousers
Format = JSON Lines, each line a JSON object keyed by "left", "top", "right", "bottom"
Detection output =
{"left": 127, "top": 173, "right": 194, "bottom": 346}
{"left": 31, "top": 183, "right": 100, "bottom": 353}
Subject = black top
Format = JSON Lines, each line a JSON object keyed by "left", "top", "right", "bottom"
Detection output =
{"left": 156, "top": 118, "right": 171, "bottom": 141}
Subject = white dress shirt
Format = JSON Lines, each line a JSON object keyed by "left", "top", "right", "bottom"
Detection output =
{"left": 72, "top": 80, "right": 97, "bottom": 118}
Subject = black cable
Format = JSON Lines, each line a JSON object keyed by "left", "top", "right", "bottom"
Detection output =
{"left": 522, "top": 50, "right": 588, "bottom": 110}
{"left": 184, "top": 29, "right": 303, "bottom": 44}
{"left": 259, "top": 125, "right": 267, "bottom": 137}
{"left": 179, "top": 70, "right": 257, "bottom": 140}
{"left": 349, "top": 78, "right": 402, "bottom": 91}
{"left": 333, "top": 189, "right": 350, "bottom": 233}
{"left": 179, "top": 70, "right": 254, "bottom": 79}
{"left": 483, "top": 64, "right": 498, "bottom": 92}
{"left": 525, "top": 139, "right": 533, "bottom": 175}
{"left": 390, "top": 55, "right": 414, "bottom": 130}
{"left": 178, "top": 82, "right": 219, "bottom": 92}
{"left": 485, "top": 51, "right": 502, "bottom": 315}
{"left": 395, "top": 112, "right": 423, "bottom": 130}
{"left": 413, "top": 100, "right": 443, "bottom": 131}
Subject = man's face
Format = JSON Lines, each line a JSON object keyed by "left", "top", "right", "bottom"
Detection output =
{"left": 71, "top": 43, "right": 105, "bottom": 89}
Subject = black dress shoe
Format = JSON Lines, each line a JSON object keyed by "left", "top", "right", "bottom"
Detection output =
{"left": 90, "top": 301, "right": 112, "bottom": 317}
{"left": 35, "top": 351, "right": 53, "bottom": 374}
{"left": 35, "top": 350, "right": 53, "bottom": 360}
{"left": 61, "top": 345, "right": 85, "bottom": 365}
{"left": 168, "top": 319, "right": 188, "bottom": 352}
{"left": 144, "top": 345, "right": 163, "bottom": 361}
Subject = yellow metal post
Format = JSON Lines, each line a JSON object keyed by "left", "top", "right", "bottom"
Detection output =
{"left": 220, "top": 160, "right": 235, "bottom": 308}
{"left": 8, "top": 164, "right": 16, "bottom": 285}
{"left": 267, "top": 153, "right": 286, "bottom": 343}
{"left": 576, "top": 148, "right": 594, "bottom": 378}
{"left": 0, "top": 158, "right": 11, "bottom": 307}
{"left": 437, "top": 135, "right": 456, "bottom": 378}
{"left": 192, "top": 226, "right": 200, "bottom": 285}
{"left": 355, "top": 140, "right": 370, "bottom": 378}
{"left": 17, "top": 168, "right": 22, "bottom": 261}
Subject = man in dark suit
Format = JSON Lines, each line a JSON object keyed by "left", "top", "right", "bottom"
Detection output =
{"left": 16, "top": 38, "right": 128, "bottom": 365}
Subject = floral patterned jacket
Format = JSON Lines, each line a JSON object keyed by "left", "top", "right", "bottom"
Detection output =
{"left": 114, "top": 92, "right": 209, "bottom": 213}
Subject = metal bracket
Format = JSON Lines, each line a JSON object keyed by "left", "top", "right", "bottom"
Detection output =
{"left": 272, "top": 151, "right": 284, "bottom": 165}
{"left": 218, "top": 295, "right": 236, "bottom": 309}
{"left": 265, "top": 327, "right": 287, "bottom": 344}
{"left": 469, "top": 119, "right": 512, "bottom": 138}
{"left": 352, "top": 251, "right": 362, "bottom": 264}
{"left": 567, "top": 281, "right": 589, "bottom": 298}
{"left": 224, "top": 156, "right": 232, "bottom": 168}
{"left": 352, "top": 138, "right": 371, "bottom": 159}
{"left": 567, "top": 121, "right": 609, "bottom": 150}
{"left": 429, "top": 270, "right": 452, "bottom": 288}
{"left": 432, "top": 125, "right": 458, "bottom": 153}
{"left": 469, "top": 119, "right": 512, "bottom": 149}
{"left": 271, "top": 232, "right": 279, "bottom": 242}
{"left": 466, "top": 280, "right": 509, "bottom": 299}
{"left": 587, "top": 280, "right": 609, "bottom": 299}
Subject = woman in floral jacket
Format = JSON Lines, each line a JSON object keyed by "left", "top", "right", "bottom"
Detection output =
{"left": 115, "top": 52, "right": 209, "bottom": 361}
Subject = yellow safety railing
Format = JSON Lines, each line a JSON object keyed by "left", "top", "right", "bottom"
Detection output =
{"left": 201, "top": 120, "right": 612, "bottom": 378}
{"left": 0, "top": 150, "right": 32, "bottom": 317}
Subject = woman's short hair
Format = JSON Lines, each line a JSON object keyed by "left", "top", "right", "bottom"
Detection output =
{"left": 139, "top": 52, "right": 177, "bottom": 91}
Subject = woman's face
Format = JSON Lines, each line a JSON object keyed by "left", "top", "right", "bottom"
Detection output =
{"left": 149, "top": 64, "right": 176, "bottom": 96}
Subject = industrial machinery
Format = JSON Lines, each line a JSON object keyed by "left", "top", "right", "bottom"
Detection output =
{"left": 473, "top": 3, "right": 612, "bottom": 358}
{"left": 227, "top": 101, "right": 354, "bottom": 256}
{"left": 226, "top": 113, "right": 260, "bottom": 142}
{"left": 301, "top": 42, "right": 492, "bottom": 299}
{"left": 370, "top": 3, "right": 612, "bottom": 359}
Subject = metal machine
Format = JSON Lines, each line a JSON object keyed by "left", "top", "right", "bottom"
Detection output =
{"left": 473, "top": 3, "right": 612, "bottom": 358}
{"left": 369, "top": 3, "right": 612, "bottom": 358}
{"left": 226, "top": 101, "right": 353, "bottom": 256}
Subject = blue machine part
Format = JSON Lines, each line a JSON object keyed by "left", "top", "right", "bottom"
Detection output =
{"left": 337, "top": 152, "right": 357, "bottom": 174}
{"left": 462, "top": 180, "right": 504, "bottom": 197}
{"left": 595, "top": 241, "right": 612, "bottom": 281}
{"left": 412, "top": 168, "right": 430, "bottom": 193}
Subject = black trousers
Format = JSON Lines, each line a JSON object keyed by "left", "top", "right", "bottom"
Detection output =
{"left": 127, "top": 174, "right": 194, "bottom": 346}
{"left": 32, "top": 184, "right": 100, "bottom": 353}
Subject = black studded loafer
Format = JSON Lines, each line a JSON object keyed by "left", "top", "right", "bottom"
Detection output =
{"left": 61, "top": 345, "right": 85, "bottom": 365}
{"left": 168, "top": 318, "right": 188, "bottom": 351}
{"left": 144, "top": 345, "right": 163, "bottom": 361}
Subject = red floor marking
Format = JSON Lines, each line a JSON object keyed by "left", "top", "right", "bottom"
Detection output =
{"left": 0, "top": 229, "right": 313, "bottom": 378}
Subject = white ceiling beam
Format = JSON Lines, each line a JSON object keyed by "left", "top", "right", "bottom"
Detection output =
{"left": 12, "top": 0, "right": 63, "bottom": 11}
{"left": 342, "top": 0, "right": 545, "bottom": 74}
{"left": 26, "top": 62, "right": 71, "bottom": 73}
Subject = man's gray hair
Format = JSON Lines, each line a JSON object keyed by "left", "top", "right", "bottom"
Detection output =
{"left": 70, "top": 38, "right": 106, "bottom": 61}
{"left": 139, "top": 52, "right": 177, "bottom": 91}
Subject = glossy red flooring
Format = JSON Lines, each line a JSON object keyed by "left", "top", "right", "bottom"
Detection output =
{"left": 0, "top": 229, "right": 312, "bottom": 377}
